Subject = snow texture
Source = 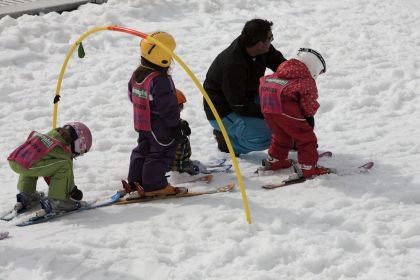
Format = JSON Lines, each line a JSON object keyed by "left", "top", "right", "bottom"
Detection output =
{"left": 1, "top": 0, "right": 419, "bottom": 279}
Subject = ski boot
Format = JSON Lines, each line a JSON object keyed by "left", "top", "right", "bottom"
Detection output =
{"left": 118, "top": 180, "right": 145, "bottom": 198}
{"left": 142, "top": 184, "right": 188, "bottom": 197}
{"left": 299, "top": 164, "right": 331, "bottom": 179}
{"left": 36, "top": 197, "right": 85, "bottom": 217}
{"left": 120, "top": 181, "right": 188, "bottom": 199}
{"left": 261, "top": 157, "right": 293, "bottom": 171}
{"left": 36, "top": 186, "right": 85, "bottom": 216}
{"left": 15, "top": 191, "right": 44, "bottom": 212}
{"left": 180, "top": 162, "right": 201, "bottom": 175}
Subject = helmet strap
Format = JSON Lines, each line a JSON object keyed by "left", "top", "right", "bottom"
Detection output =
{"left": 70, "top": 141, "right": 80, "bottom": 158}
{"left": 140, "top": 64, "right": 155, "bottom": 71}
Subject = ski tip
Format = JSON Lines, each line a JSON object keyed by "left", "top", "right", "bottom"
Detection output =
{"left": 319, "top": 151, "right": 333, "bottom": 158}
{"left": 217, "top": 183, "right": 235, "bottom": 192}
{"left": 261, "top": 184, "right": 279, "bottom": 189}
{"left": 205, "top": 158, "right": 227, "bottom": 167}
{"left": 111, "top": 192, "right": 122, "bottom": 200}
{"left": 359, "top": 162, "right": 374, "bottom": 170}
{"left": 0, "top": 231, "right": 9, "bottom": 240}
{"left": 203, "top": 174, "right": 214, "bottom": 183}
{"left": 1, "top": 209, "right": 18, "bottom": 222}
{"left": 223, "top": 164, "right": 233, "bottom": 172}
{"left": 262, "top": 175, "right": 306, "bottom": 189}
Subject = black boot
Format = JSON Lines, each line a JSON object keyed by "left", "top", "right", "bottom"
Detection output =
{"left": 213, "top": 129, "right": 229, "bottom": 153}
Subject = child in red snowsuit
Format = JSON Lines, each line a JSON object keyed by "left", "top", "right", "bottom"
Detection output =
{"left": 259, "top": 48, "right": 329, "bottom": 178}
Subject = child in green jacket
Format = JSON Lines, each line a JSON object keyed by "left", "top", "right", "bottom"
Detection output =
{"left": 8, "top": 122, "right": 92, "bottom": 214}
{"left": 170, "top": 89, "right": 208, "bottom": 175}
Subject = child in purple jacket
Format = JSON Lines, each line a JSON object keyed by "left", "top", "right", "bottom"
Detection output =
{"left": 122, "top": 31, "right": 187, "bottom": 197}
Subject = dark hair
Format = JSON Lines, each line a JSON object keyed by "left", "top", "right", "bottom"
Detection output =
{"left": 239, "top": 19, "right": 273, "bottom": 47}
{"left": 57, "top": 127, "right": 74, "bottom": 145}
{"left": 134, "top": 57, "right": 169, "bottom": 83}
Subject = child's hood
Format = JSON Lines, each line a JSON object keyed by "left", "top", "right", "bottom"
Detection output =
{"left": 48, "top": 129, "right": 69, "bottom": 145}
{"left": 275, "top": 59, "right": 312, "bottom": 80}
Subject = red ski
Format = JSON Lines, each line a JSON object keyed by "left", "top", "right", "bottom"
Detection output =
{"left": 262, "top": 162, "right": 374, "bottom": 189}
{"left": 255, "top": 151, "right": 332, "bottom": 174}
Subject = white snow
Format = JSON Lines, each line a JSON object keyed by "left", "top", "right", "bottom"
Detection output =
{"left": 1, "top": 0, "right": 419, "bottom": 279}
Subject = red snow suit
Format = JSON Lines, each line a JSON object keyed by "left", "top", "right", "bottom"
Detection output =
{"left": 259, "top": 59, "right": 320, "bottom": 166}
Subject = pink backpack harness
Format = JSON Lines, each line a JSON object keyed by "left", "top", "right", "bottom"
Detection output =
{"left": 259, "top": 74, "right": 299, "bottom": 114}
{"left": 8, "top": 131, "right": 71, "bottom": 169}
{"left": 130, "top": 72, "right": 161, "bottom": 132}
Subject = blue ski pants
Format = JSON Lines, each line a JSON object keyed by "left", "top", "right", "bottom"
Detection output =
{"left": 209, "top": 112, "right": 271, "bottom": 155}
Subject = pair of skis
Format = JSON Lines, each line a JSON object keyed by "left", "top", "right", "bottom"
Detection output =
{"left": 11, "top": 183, "right": 236, "bottom": 227}
{"left": 260, "top": 151, "right": 374, "bottom": 189}
{"left": 2, "top": 158, "right": 233, "bottom": 225}
{"left": 14, "top": 192, "right": 123, "bottom": 227}
{"left": 115, "top": 183, "right": 235, "bottom": 205}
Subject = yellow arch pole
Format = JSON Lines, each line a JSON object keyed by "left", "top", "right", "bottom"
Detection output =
{"left": 52, "top": 26, "right": 109, "bottom": 128}
{"left": 52, "top": 26, "right": 252, "bottom": 224}
{"left": 146, "top": 36, "right": 252, "bottom": 224}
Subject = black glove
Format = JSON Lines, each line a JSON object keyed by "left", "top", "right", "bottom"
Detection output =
{"left": 305, "top": 116, "right": 315, "bottom": 128}
{"left": 180, "top": 120, "right": 191, "bottom": 136}
{"left": 172, "top": 125, "right": 183, "bottom": 140}
{"left": 69, "top": 186, "right": 83, "bottom": 201}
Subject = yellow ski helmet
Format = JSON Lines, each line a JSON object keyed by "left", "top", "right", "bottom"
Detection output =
{"left": 140, "top": 31, "right": 176, "bottom": 67}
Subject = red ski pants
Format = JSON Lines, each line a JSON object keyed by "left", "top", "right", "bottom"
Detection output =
{"left": 264, "top": 113, "right": 318, "bottom": 166}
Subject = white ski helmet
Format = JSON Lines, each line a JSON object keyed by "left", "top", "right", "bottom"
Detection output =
{"left": 296, "top": 48, "right": 326, "bottom": 80}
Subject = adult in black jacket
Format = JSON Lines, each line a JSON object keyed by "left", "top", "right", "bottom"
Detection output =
{"left": 203, "top": 19, "right": 286, "bottom": 155}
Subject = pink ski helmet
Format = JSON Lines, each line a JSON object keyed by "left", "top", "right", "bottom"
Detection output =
{"left": 64, "top": 122, "right": 92, "bottom": 155}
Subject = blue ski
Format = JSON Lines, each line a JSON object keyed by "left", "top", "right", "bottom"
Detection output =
{"left": 207, "top": 164, "right": 232, "bottom": 173}
{"left": 205, "top": 158, "right": 227, "bottom": 168}
{"left": 16, "top": 192, "right": 122, "bottom": 227}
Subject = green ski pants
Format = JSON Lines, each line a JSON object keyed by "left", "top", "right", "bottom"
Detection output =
{"left": 9, "top": 158, "right": 74, "bottom": 201}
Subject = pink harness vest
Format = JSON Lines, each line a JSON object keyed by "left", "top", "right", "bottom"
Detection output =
{"left": 130, "top": 72, "right": 161, "bottom": 132}
{"left": 8, "top": 131, "right": 71, "bottom": 169}
{"left": 259, "top": 74, "right": 299, "bottom": 114}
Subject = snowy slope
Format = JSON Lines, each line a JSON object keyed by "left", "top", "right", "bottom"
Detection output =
{"left": 1, "top": 0, "right": 419, "bottom": 279}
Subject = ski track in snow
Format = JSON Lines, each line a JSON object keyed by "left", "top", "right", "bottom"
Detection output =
{"left": 1, "top": 0, "right": 419, "bottom": 279}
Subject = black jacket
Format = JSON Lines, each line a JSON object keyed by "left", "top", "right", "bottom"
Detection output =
{"left": 203, "top": 37, "right": 286, "bottom": 120}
